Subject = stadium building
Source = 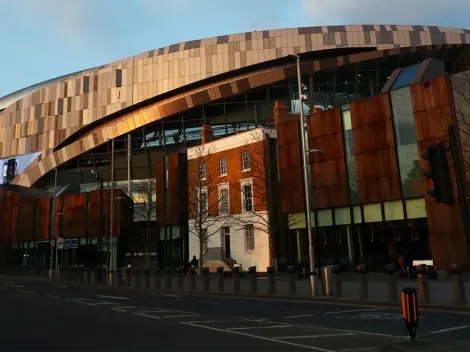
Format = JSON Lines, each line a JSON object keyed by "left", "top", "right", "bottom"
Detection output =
{"left": 1, "top": 25, "right": 470, "bottom": 271}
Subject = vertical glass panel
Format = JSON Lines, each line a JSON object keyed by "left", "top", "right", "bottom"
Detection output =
{"left": 406, "top": 198, "right": 427, "bottom": 219}
{"left": 353, "top": 205, "right": 362, "bottom": 224}
{"left": 317, "top": 209, "right": 333, "bottom": 227}
{"left": 335, "top": 207, "right": 351, "bottom": 225}
{"left": 288, "top": 212, "right": 316, "bottom": 229}
{"left": 363, "top": 203, "right": 382, "bottom": 223}
{"left": 391, "top": 87, "right": 422, "bottom": 199}
{"left": 384, "top": 200, "right": 405, "bottom": 221}
{"left": 342, "top": 108, "right": 360, "bottom": 204}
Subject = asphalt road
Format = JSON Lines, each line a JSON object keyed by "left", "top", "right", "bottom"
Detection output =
{"left": 1, "top": 277, "right": 470, "bottom": 351}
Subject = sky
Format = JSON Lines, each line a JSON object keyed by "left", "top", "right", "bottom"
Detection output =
{"left": 0, "top": 0, "right": 470, "bottom": 98}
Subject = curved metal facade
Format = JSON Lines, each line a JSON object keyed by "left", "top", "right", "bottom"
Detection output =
{"left": 0, "top": 25, "right": 469, "bottom": 186}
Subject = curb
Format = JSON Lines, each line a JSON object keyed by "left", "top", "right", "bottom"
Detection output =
{"left": 3, "top": 275, "right": 470, "bottom": 314}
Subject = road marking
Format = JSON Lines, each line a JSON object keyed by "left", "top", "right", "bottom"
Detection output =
{"left": 164, "top": 294, "right": 182, "bottom": 298}
{"left": 134, "top": 313, "right": 161, "bottom": 319}
{"left": 162, "top": 314, "right": 200, "bottom": 318}
{"left": 429, "top": 326, "right": 470, "bottom": 334}
{"left": 17, "top": 289, "right": 35, "bottom": 293}
{"left": 296, "top": 324, "right": 408, "bottom": 339}
{"left": 72, "top": 298, "right": 116, "bottom": 306}
{"left": 227, "top": 325, "right": 293, "bottom": 331}
{"left": 46, "top": 294, "right": 60, "bottom": 299}
{"left": 180, "top": 322, "right": 336, "bottom": 352}
{"left": 341, "top": 348, "right": 381, "bottom": 352}
{"left": 0, "top": 282, "right": 24, "bottom": 288}
{"left": 52, "top": 284, "right": 67, "bottom": 288}
{"left": 111, "top": 306, "right": 137, "bottom": 312}
{"left": 96, "top": 295, "right": 129, "bottom": 300}
{"left": 241, "top": 318, "right": 269, "bottom": 322}
{"left": 187, "top": 320, "right": 230, "bottom": 324}
{"left": 325, "top": 308, "right": 378, "bottom": 315}
{"left": 274, "top": 333, "right": 355, "bottom": 340}
{"left": 283, "top": 314, "right": 316, "bottom": 319}
{"left": 149, "top": 293, "right": 182, "bottom": 298}
{"left": 175, "top": 299, "right": 219, "bottom": 304}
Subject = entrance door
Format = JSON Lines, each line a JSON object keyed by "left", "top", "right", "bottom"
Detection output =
{"left": 222, "top": 227, "right": 231, "bottom": 258}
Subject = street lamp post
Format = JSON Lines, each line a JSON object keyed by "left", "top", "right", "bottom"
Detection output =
{"left": 293, "top": 54, "right": 318, "bottom": 296}
{"left": 110, "top": 139, "right": 115, "bottom": 274}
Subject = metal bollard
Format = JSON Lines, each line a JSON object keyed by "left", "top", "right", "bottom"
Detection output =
{"left": 248, "top": 266, "right": 257, "bottom": 294}
{"left": 84, "top": 267, "right": 91, "bottom": 284}
{"left": 164, "top": 268, "right": 172, "bottom": 289}
{"left": 189, "top": 267, "right": 197, "bottom": 291}
{"left": 332, "top": 265, "right": 342, "bottom": 299}
{"left": 232, "top": 267, "right": 240, "bottom": 293}
{"left": 416, "top": 265, "right": 430, "bottom": 305}
{"left": 131, "top": 269, "right": 140, "bottom": 288}
{"left": 203, "top": 267, "right": 210, "bottom": 291}
{"left": 385, "top": 264, "right": 398, "bottom": 302}
{"left": 356, "top": 264, "right": 368, "bottom": 300}
{"left": 142, "top": 269, "right": 150, "bottom": 289}
{"left": 149, "top": 268, "right": 161, "bottom": 290}
{"left": 451, "top": 263, "right": 467, "bottom": 306}
{"left": 217, "top": 266, "right": 224, "bottom": 292}
{"left": 287, "top": 265, "right": 296, "bottom": 296}
{"left": 267, "top": 266, "right": 276, "bottom": 295}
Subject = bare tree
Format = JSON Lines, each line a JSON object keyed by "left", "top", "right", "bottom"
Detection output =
{"left": 187, "top": 144, "right": 232, "bottom": 274}
{"left": 231, "top": 129, "right": 298, "bottom": 267}
{"left": 131, "top": 179, "right": 157, "bottom": 269}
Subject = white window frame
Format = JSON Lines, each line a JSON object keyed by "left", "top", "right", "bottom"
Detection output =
{"left": 219, "top": 157, "right": 227, "bottom": 176}
{"left": 199, "top": 162, "right": 206, "bottom": 180}
{"left": 244, "top": 224, "right": 255, "bottom": 252}
{"left": 240, "top": 178, "right": 253, "bottom": 213}
{"left": 241, "top": 151, "right": 251, "bottom": 172}
{"left": 198, "top": 186, "right": 208, "bottom": 216}
{"left": 218, "top": 183, "right": 230, "bottom": 215}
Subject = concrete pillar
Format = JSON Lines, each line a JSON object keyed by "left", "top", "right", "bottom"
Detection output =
{"left": 232, "top": 267, "right": 240, "bottom": 294}
{"left": 248, "top": 266, "right": 257, "bottom": 294}
{"left": 385, "top": 264, "right": 398, "bottom": 302}
{"left": 217, "top": 266, "right": 224, "bottom": 292}
{"left": 267, "top": 266, "right": 276, "bottom": 295}
{"left": 141, "top": 269, "right": 150, "bottom": 289}
{"left": 203, "top": 267, "right": 210, "bottom": 292}
{"left": 177, "top": 267, "right": 185, "bottom": 290}
{"left": 149, "top": 268, "right": 161, "bottom": 290}
{"left": 417, "top": 270, "right": 430, "bottom": 305}
{"left": 332, "top": 265, "right": 342, "bottom": 300}
{"left": 189, "top": 267, "right": 196, "bottom": 291}
{"left": 131, "top": 269, "right": 140, "bottom": 288}
{"left": 164, "top": 267, "right": 172, "bottom": 289}
{"left": 451, "top": 263, "right": 466, "bottom": 306}
{"left": 287, "top": 265, "right": 296, "bottom": 296}
{"left": 356, "top": 264, "right": 368, "bottom": 300}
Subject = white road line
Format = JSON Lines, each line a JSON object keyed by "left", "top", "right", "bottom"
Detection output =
{"left": 325, "top": 308, "right": 378, "bottom": 315}
{"left": 180, "top": 322, "right": 336, "bottom": 352}
{"left": 164, "top": 294, "right": 182, "bottom": 298}
{"left": 149, "top": 293, "right": 182, "bottom": 298}
{"left": 0, "top": 283, "right": 24, "bottom": 288}
{"left": 162, "top": 314, "right": 200, "bottom": 318}
{"left": 134, "top": 313, "right": 161, "bottom": 320}
{"left": 187, "top": 320, "right": 230, "bottom": 324}
{"left": 429, "top": 326, "right": 470, "bottom": 334}
{"left": 46, "top": 294, "right": 60, "bottom": 299}
{"left": 283, "top": 314, "right": 316, "bottom": 319}
{"left": 274, "top": 333, "right": 355, "bottom": 340}
{"left": 297, "top": 324, "right": 409, "bottom": 339}
{"left": 96, "top": 295, "right": 129, "bottom": 300}
{"left": 111, "top": 306, "right": 137, "bottom": 311}
{"left": 227, "top": 325, "right": 294, "bottom": 331}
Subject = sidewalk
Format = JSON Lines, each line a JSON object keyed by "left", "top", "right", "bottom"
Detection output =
{"left": 384, "top": 340, "right": 470, "bottom": 351}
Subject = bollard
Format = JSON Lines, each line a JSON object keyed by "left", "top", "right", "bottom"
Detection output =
{"left": 287, "top": 265, "right": 296, "bottom": 296}
{"left": 90, "top": 267, "right": 97, "bottom": 284}
{"left": 356, "top": 264, "right": 368, "bottom": 300}
{"left": 267, "top": 266, "right": 276, "bottom": 295}
{"left": 149, "top": 268, "right": 161, "bottom": 290}
{"left": 100, "top": 267, "right": 107, "bottom": 285}
{"left": 332, "top": 265, "right": 342, "bottom": 299}
{"left": 248, "top": 266, "right": 257, "bottom": 294}
{"left": 124, "top": 268, "right": 131, "bottom": 286}
{"left": 416, "top": 265, "right": 430, "bottom": 305}
{"left": 164, "top": 268, "right": 172, "bottom": 289}
{"left": 131, "top": 269, "right": 140, "bottom": 288}
{"left": 450, "top": 263, "right": 467, "bottom": 306}
{"left": 203, "top": 267, "right": 210, "bottom": 292}
{"left": 79, "top": 267, "right": 85, "bottom": 283}
{"left": 232, "top": 267, "right": 240, "bottom": 293}
{"left": 216, "top": 266, "right": 224, "bottom": 292}
{"left": 111, "top": 271, "right": 119, "bottom": 286}
{"left": 401, "top": 287, "right": 419, "bottom": 341}
{"left": 140, "top": 269, "right": 149, "bottom": 289}
{"left": 189, "top": 267, "right": 197, "bottom": 291}
{"left": 84, "top": 267, "right": 91, "bottom": 284}
{"left": 175, "top": 267, "right": 184, "bottom": 290}
{"left": 385, "top": 264, "right": 398, "bottom": 302}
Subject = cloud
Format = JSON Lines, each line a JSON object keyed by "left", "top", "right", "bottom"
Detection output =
{"left": 300, "top": 0, "right": 470, "bottom": 27}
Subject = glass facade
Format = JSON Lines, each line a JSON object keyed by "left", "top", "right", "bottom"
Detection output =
{"left": 342, "top": 108, "right": 360, "bottom": 204}
{"left": 391, "top": 87, "right": 422, "bottom": 198}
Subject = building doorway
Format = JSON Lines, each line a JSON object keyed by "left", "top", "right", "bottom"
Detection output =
{"left": 221, "top": 226, "right": 231, "bottom": 258}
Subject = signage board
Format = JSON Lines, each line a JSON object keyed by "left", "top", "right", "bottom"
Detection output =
{"left": 57, "top": 237, "right": 64, "bottom": 250}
